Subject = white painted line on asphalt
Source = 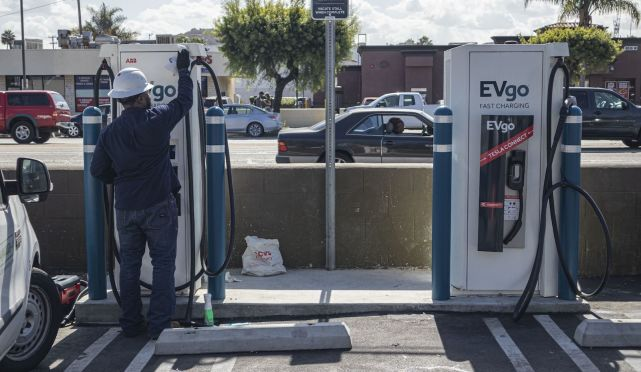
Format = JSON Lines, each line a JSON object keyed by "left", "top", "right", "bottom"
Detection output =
{"left": 123, "top": 340, "right": 156, "bottom": 372}
{"left": 483, "top": 318, "right": 534, "bottom": 372}
{"left": 64, "top": 327, "right": 120, "bottom": 372}
{"left": 155, "top": 358, "right": 178, "bottom": 372}
{"left": 620, "top": 349, "right": 641, "bottom": 372}
{"left": 211, "top": 357, "right": 237, "bottom": 372}
{"left": 534, "top": 315, "right": 599, "bottom": 372}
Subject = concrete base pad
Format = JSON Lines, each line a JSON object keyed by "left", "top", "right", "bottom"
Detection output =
{"left": 75, "top": 290, "right": 589, "bottom": 324}
{"left": 574, "top": 319, "right": 641, "bottom": 347}
{"left": 154, "top": 322, "right": 352, "bottom": 355}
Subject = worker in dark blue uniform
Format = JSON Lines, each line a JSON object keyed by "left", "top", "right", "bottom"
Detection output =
{"left": 91, "top": 49, "right": 192, "bottom": 339}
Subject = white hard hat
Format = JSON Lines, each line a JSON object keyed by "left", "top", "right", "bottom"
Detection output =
{"left": 108, "top": 67, "right": 154, "bottom": 99}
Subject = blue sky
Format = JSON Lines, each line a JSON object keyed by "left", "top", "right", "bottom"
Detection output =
{"left": 0, "top": 0, "right": 639, "bottom": 47}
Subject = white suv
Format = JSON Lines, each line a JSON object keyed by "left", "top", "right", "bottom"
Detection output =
{"left": 0, "top": 158, "right": 60, "bottom": 371}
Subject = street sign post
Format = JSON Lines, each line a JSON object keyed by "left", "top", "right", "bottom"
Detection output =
{"left": 313, "top": 0, "right": 348, "bottom": 271}
{"left": 312, "top": 0, "right": 349, "bottom": 20}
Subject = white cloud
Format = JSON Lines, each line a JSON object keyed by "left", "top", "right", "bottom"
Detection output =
{"left": 0, "top": 0, "right": 638, "bottom": 46}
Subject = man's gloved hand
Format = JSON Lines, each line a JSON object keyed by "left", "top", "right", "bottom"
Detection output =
{"left": 177, "top": 49, "right": 190, "bottom": 70}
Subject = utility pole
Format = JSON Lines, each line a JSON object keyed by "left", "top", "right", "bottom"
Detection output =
{"left": 49, "top": 36, "right": 56, "bottom": 49}
{"left": 77, "top": 0, "right": 82, "bottom": 34}
{"left": 19, "top": 0, "right": 26, "bottom": 90}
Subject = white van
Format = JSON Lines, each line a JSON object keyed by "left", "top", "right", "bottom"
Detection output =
{"left": 0, "top": 158, "right": 60, "bottom": 371}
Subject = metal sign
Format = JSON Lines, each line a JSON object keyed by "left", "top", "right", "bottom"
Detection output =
{"left": 312, "top": 0, "right": 349, "bottom": 20}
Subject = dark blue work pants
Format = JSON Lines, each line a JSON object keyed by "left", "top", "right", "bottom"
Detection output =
{"left": 116, "top": 194, "right": 178, "bottom": 337}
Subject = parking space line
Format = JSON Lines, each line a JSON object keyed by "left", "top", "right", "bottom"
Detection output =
{"left": 211, "top": 357, "right": 237, "bottom": 372}
{"left": 64, "top": 327, "right": 120, "bottom": 372}
{"left": 156, "top": 358, "right": 178, "bottom": 372}
{"left": 534, "top": 315, "right": 599, "bottom": 372}
{"left": 620, "top": 350, "right": 641, "bottom": 372}
{"left": 124, "top": 340, "right": 156, "bottom": 372}
{"left": 483, "top": 318, "right": 534, "bottom": 372}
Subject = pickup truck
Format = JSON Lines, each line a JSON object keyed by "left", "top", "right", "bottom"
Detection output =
{"left": 570, "top": 87, "right": 641, "bottom": 147}
{"left": 346, "top": 92, "right": 440, "bottom": 129}
{"left": 0, "top": 158, "right": 60, "bottom": 371}
{"left": 0, "top": 90, "right": 71, "bottom": 144}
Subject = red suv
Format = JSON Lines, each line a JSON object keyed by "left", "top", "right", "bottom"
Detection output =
{"left": 0, "top": 90, "right": 71, "bottom": 144}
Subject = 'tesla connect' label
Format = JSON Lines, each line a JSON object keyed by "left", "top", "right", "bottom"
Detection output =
{"left": 312, "top": 0, "right": 349, "bottom": 19}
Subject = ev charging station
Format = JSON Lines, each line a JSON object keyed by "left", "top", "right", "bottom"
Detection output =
{"left": 99, "top": 43, "right": 207, "bottom": 294}
{"left": 81, "top": 43, "right": 352, "bottom": 354}
{"left": 445, "top": 43, "right": 569, "bottom": 297}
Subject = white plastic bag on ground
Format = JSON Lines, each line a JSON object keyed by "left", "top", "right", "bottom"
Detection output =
{"left": 241, "top": 236, "right": 287, "bottom": 276}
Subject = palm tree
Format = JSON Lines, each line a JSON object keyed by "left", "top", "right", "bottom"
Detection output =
{"left": 1, "top": 29, "right": 15, "bottom": 49}
{"left": 525, "top": 0, "right": 640, "bottom": 27}
{"left": 82, "top": 3, "right": 138, "bottom": 40}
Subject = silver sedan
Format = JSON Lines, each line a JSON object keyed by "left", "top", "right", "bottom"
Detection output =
{"left": 223, "top": 104, "right": 282, "bottom": 137}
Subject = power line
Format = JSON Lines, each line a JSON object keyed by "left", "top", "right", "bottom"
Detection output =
{"left": 0, "top": 0, "right": 69, "bottom": 19}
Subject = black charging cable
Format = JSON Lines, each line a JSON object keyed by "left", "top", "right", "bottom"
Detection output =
{"left": 503, "top": 150, "right": 525, "bottom": 245}
{"left": 512, "top": 59, "right": 612, "bottom": 321}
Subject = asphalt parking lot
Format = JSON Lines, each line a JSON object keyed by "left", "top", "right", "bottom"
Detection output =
{"left": 33, "top": 312, "right": 641, "bottom": 372}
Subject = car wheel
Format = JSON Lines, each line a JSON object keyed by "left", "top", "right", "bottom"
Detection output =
{"left": 623, "top": 138, "right": 641, "bottom": 148}
{"left": 0, "top": 268, "right": 61, "bottom": 372}
{"left": 11, "top": 121, "right": 36, "bottom": 144}
{"left": 67, "top": 124, "right": 81, "bottom": 138}
{"left": 33, "top": 132, "right": 52, "bottom": 144}
{"left": 246, "top": 122, "right": 264, "bottom": 137}
{"left": 319, "top": 152, "right": 354, "bottom": 163}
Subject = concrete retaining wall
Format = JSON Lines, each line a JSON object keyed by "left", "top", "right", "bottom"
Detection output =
{"left": 279, "top": 109, "right": 325, "bottom": 128}
{"left": 5, "top": 165, "right": 640, "bottom": 277}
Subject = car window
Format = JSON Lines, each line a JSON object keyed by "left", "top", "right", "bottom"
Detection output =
{"left": 224, "top": 106, "right": 238, "bottom": 115}
{"left": 382, "top": 114, "right": 430, "bottom": 136}
{"left": 237, "top": 107, "right": 251, "bottom": 115}
{"left": 51, "top": 92, "right": 70, "bottom": 110}
{"left": 573, "top": 91, "right": 589, "bottom": 110}
{"left": 594, "top": 91, "right": 625, "bottom": 110}
{"left": 403, "top": 95, "right": 416, "bottom": 106}
{"left": 376, "top": 95, "right": 400, "bottom": 107}
{"left": 309, "top": 112, "right": 350, "bottom": 130}
{"left": 8, "top": 93, "right": 50, "bottom": 106}
{"left": 350, "top": 115, "right": 383, "bottom": 135}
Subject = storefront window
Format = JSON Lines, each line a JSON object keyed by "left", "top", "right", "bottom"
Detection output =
{"left": 5, "top": 75, "right": 64, "bottom": 92}
{"left": 75, "top": 75, "right": 110, "bottom": 112}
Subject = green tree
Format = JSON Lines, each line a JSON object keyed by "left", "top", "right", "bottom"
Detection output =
{"left": 81, "top": 3, "right": 138, "bottom": 40}
{"left": 176, "top": 35, "right": 205, "bottom": 44}
{"left": 418, "top": 35, "right": 433, "bottom": 45}
{"left": 522, "top": 27, "right": 623, "bottom": 84}
{"left": 399, "top": 35, "right": 433, "bottom": 45}
{"left": 1, "top": 29, "right": 15, "bottom": 49}
{"left": 524, "top": 0, "right": 640, "bottom": 27}
{"left": 214, "top": 0, "right": 359, "bottom": 112}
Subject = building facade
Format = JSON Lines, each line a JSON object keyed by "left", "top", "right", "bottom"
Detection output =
{"left": 335, "top": 37, "right": 641, "bottom": 108}
{"left": 0, "top": 46, "right": 233, "bottom": 113}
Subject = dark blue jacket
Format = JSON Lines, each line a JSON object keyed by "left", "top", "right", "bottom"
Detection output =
{"left": 91, "top": 68, "right": 193, "bottom": 210}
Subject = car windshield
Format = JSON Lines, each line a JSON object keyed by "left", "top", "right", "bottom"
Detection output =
{"left": 310, "top": 112, "right": 349, "bottom": 130}
{"left": 51, "top": 92, "right": 69, "bottom": 110}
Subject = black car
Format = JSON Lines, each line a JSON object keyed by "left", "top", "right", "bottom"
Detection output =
{"left": 58, "top": 104, "right": 111, "bottom": 138}
{"left": 570, "top": 87, "right": 641, "bottom": 147}
{"left": 276, "top": 108, "right": 434, "bottom": 163}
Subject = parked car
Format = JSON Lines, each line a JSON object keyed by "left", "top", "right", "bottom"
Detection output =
{"left": 0, "top": 90, "right": 71, "bottom": 144}
{"left": 223, "top": 104, "right": 282, "bottom": 137}
{"left": 204, "top": 96, "right": 229, "bottom": 108}
{"left": 361, "top": 97, "right": 377, "bottom": 105}
{"left": 59, "top": 104, "right": 111, "bottom": 138}
{"left": 346, "top": 92, "right": 440, "bottom": 129}
{"left": 0, "top": 158, "right": 60, "bottom": 372}
{"left": 570, "top": 87, "right": 641, "bottom": 147}
{"left": 276, "top": 108, "right": 434, "bottom": 163}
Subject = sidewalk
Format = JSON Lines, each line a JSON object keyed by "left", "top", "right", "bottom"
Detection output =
{"left": 75, "top": 269, "right": 589, "bottom": 324}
